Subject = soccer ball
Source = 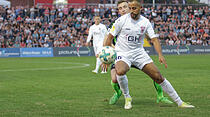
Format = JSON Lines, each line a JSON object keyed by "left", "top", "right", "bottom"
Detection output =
{"left": 99, "top": 46, "right": 117, "bottom": 64}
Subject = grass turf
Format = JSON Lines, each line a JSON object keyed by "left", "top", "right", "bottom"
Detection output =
{"left": 0, "top": 54, "right": 210, "bottom": 117}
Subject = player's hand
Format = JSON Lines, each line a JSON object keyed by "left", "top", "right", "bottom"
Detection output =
{"left": 96, "top": 54, "right": 99, "bottom": 58}
{"left": 159, "top": 55, "right": 168, "bottom": 68}
{"left": 85, "top": 42, "right": 89, "bottom": 46}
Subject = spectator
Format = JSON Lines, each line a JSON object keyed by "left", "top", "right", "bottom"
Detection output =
{"left": 64, "top": 39, "right": 70, "bottom": 47}
{"left": 7, "top": 39, "right": 14, "bottom": 48}
{"left": 54, "top": 39, "right": 59, "bottom": 47}
{"left": 0, "top": 4, "right": 209, "bottom": 49}
{"left": 168, "top": 39, "right": 174, "bottom": 46}
{"left": 14, "top": 41, "right": 20, "bottom": 48}
{"left": 20, "top": 41, "right": 26, "bottom": 48}
{"left": 33, "top": 39, "right": 39, "bottom": 47}
{"left": 43, "top": 42, "right": 49, "bottom": 47}
{"left": 196, "top": 38, "right": 203, "bottom": 45}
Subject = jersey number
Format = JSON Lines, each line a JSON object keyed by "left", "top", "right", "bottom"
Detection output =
{"left": 116, "top": 56, "right": 122, "bottom": 60}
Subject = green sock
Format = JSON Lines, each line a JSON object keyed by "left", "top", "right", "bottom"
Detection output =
{"left": 111, "top": 80, "right": 121, "bottom": 94}
{"left": 153, "top": 81, "right": 164, "bottom": 98}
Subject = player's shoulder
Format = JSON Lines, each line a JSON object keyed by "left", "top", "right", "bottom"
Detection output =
{"left": 90, "top": 24, "right": 95, "bottom": 28}
{"left": 139, "top": 15, "right": 150, "bottom": 23}
{"left": 112, "top": 14, "right": 129, "bottom": 26}
{"left": 108, "top": 17, "right": 119, "bottom": 28}
{"left": 99, "top": 23, "right": 106, "bottom": 27}
{"left": 117, "top": 13, "right": 129, "bottom": 21}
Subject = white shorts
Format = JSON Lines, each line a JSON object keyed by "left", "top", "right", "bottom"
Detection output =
{"left": 115, "top": 50, "right": 153, "bottom": 70}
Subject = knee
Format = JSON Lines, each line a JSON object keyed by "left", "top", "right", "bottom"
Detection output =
{"left": 153, "top": 71, "right": 161, "bottom": 78}
{"left": 153, "top": 72, "right": 164, "bottom": 84}
{"left": 112, "top": 78, "right": 118, "bottom": 83}
{"left": 111, "top": 70, "right": 118, "bottom": 83}
{"left": 115, "top": 69, "right": 126, "bottom": 76}
{"left": 115, "top": 61, "right": 129, "bottom": 76}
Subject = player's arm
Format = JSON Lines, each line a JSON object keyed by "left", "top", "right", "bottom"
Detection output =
{"left": 151, "top": 37, "right": 162, "bottom": 56}
{"left": 103, "top": 17, "right": 123, "bottom": 46}
{"left": 102, "top": 24, "right": 113, "bottom": 46}
{"left": 103, "top": 33, "right": 114, "bottom": 46}
{"left": 103, "top": 33, "right": 116, "bottom": 50}
{"left": 86, "top": 27, "right": 93, "bottom": 46}
{"left": 103, "top": 34, "right": 108, "bottom": 46}
{"left": 111, "top": 43, "right": 115, "bottom": 48}
{"left": 103, "top": 21, "right": 114, "bottom": 47}
{"left": 101, "top": 33, "right": 114, "bottom": 70}
{"left": 147, "top": 21, "right": 167, "bottom": 68}
{"left": 151, "top": 37, "right": 167, "bottom": 68}
{"left": 103, "top": 25, "right": 108, "bottom": 36}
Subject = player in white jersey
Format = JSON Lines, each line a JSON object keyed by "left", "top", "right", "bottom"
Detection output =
{"left": 104, "top": 0, "right": 194, "bottom": 109}
{"left": 86, "top": 16, "right": 108, "bottom": 73}
{"left": 105, "top": 0, "right": 172, "bottom": 105}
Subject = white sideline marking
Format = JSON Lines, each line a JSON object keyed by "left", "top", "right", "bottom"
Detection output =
{"left": 0, "top": 62, "right": 90, "bottom": 72}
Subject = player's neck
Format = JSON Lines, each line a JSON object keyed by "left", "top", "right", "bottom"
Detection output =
{"left": 132, "top": 15, "right": 140, "bottom": 20}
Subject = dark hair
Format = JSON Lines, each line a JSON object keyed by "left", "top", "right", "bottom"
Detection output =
{"left": 128, "top": 0, "right": 138, "bottom": 2}
{"left": 117, "top": 0, "right": 128, "bottom": 6}
{"left": 128, "top": 0, "right": 141, "bottom": 5}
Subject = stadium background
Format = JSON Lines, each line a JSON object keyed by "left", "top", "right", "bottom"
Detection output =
{"left": 0, "top": 0, "right": 209, "bottom": 57}
{"left": 0, "top": 0, "right": 210, "bottom": 117}
{"left": 5, "top": 0, "right": 210, "bottom": 7}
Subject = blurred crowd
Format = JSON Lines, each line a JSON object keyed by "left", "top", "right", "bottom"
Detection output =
{"left": 0, "top": 4, "right": 209, "bottom": 48}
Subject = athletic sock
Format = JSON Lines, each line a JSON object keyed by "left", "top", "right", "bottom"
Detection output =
{"left": 95, "top": 58, "right": 102, "bottom": 72}
{"left": 116, "top": 75, "right": 131, "bottom": 98}
{"left": 111, "top": 80, "right": 121, "bottom": 94}
{"left": 154, "top": 81, "right": 164, "bottom": 98}
{"left": 160, "top": 79, "right": 183, "bottom": 106}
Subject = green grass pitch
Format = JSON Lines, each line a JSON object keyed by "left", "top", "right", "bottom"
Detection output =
{"left": 0, "top": 54, "right": 210, "bottom": 117}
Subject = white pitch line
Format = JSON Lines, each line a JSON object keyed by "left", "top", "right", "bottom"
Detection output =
{"left": 0, "top": 63, "right": 90, "bottom": 72}
{"left": 7, "top": 61, "right": 88, "bottom": 65}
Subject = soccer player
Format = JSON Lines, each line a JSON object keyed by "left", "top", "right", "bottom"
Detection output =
{"left": 105, "top": 0, "right": 172, "bottom": 105}
{"left": 104, "top": 0, "right": 194, "bottom": 109}
{"left": 86, "top": 16, "right": 108, "bottom": 73}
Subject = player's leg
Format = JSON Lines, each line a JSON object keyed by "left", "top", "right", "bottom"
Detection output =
{"left": 101, "top": 65, "right": 107, "bottom": 73}
{"left": 131, "top": 51, "right": 173, "bottom": 104}
{"left": 92, "top": 46, "right": 101, "bottom": 73}
{"left": 109, "top": 64, "right": 122, "bottom": 104}
{"left": 100, "top": 60, "right": 107, "bottom": 74}
{"left": 153, "top": 81, "right": 163, "bottom": 98}
{"left": 101, "top": 63, "right": 108, "bottom": 74}
{"left": 142, "top": 62, "right": 194, "bottom": 108}
{"left": 153, "top": 81, "right": 173, "bottom": 104}
{"left": 131, "top": 65, "right": 173, "bottom": 104}
{"left": 92, "top": 57, "right": 101, "bottom": 73}
{"left": 98, "top": 45, "right": 107, "bottom": 73}
{"left": 115, "top": 60, "right": 132, "bottom": 109}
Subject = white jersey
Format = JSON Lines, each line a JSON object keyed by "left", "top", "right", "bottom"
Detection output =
{"left": 86, "top": 23, "right": 107, "bottom": 47}
{"left": 110, "top": 13, "right": 157, "bottom": 53}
